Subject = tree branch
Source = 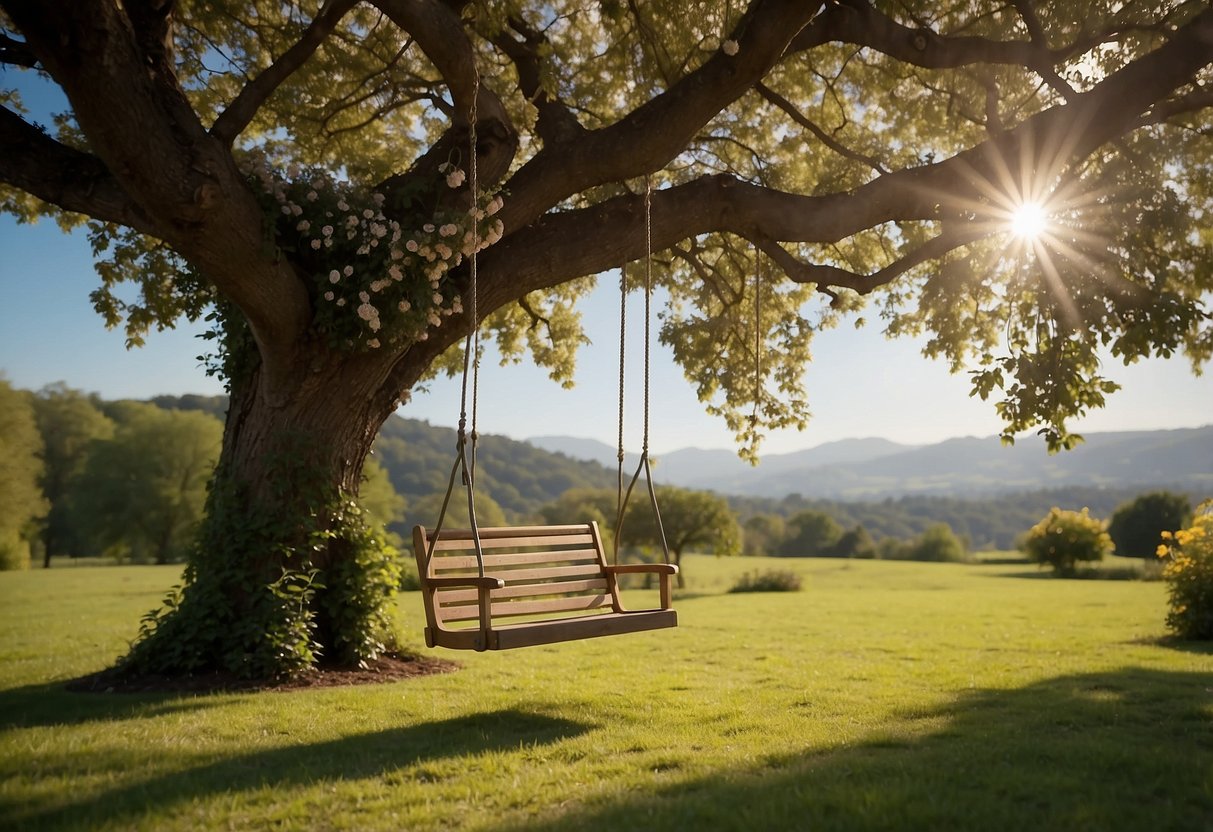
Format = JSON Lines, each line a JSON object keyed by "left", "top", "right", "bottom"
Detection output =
{"left": 478, "top": 8, "right": 1213, "bottom": 312}
{"left": 0, "top": 106, "right": 156, "bottom": 232}
{"left": 759, "top": 224, "right": 987, "bottom": 296}
{"left": 488, "top": 13, "right": 585, "bottom": 147}
{"left": 373, "top": 0, "right": 511, "bottom": 128}
{"left": 499, "top": 0, "right": 823, "bottom": 234}
{"left": 211, "top": 0, "right": 359, "bottom": 146}
{"left": 0, "top": 31, "right": 37, "bottom": 67}
{"left": 755, "top": 81, "right": 888, "bottom": 174}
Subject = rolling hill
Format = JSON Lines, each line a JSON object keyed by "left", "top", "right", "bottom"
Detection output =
{"left": 533, "top": 426, "right": 1213, "bottom": 499}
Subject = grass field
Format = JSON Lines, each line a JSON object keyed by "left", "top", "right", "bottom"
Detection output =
{"left": 1, "top": 555, "right": 1210, "bottom": 831}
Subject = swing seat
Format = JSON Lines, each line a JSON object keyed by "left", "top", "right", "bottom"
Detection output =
{"left": 412, "top": 522, "right": 677, "bottom": 651}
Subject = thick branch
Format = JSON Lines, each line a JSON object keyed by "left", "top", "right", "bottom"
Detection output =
{"left": 792, "top": 0, "right": 1115, "bottom": 73}
{"left": 3, "top": 0, "right": 312, "bottom": 379}
{"left": 0, "top": 32, "right": 37, "bottom": 67}
{"left": 479, "top": 8, "right": 1213, "bottom": 309}
{"left": 211, "top": 0, "right": 359, "bottom": 145}
{"left": 0, "top": 106, "right": 155, "bottom": 231}
{"left": 373, "top": 0, "right": 511, "bottom": 128}
{"left": 489, "top": 14, "right": 585, "bottom": 146}
{"left": 499, "top": 0, "right": 823, "bottom": 233}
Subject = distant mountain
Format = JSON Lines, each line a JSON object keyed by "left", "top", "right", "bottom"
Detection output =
{"left": 527, "top": 435, "right": 916, "bottom": 492}
{"left": 532, "top": 426, "right": 1213, "bottom": 499}
{"left": 149, "top": 394, "right": 1213, "bottom": 505}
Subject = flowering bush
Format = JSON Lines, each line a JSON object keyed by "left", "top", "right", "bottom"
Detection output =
{"left": 238, "top": 151, "right": 503, "bottom": 352}
{"left": 1022, "top": 507, "right": 1113, "bottom": 576}
{"left": 1159, "top": 501, "right": 1213, "bottom": 639}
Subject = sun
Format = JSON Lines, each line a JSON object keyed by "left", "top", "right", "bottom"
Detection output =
{"left": 1009, "top": 201, "right": 1048, "bottom": 240}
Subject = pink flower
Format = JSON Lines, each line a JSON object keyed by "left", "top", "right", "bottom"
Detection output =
{"left": 446, "top": 169, "right": 466, "bottom": 188}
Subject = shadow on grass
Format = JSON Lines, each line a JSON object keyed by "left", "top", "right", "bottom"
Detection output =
{"left": 0, "top": 681, "right": 224, "bottom": 731}
{"left": 14, "top": 709, "right": 590, "bottom": 830}
{"left": 491, "top": 668, "right": 1212, "bottom": 832}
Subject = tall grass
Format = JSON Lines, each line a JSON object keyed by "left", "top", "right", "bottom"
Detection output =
{"left": 1, "top": 555, "right": 1209, "bottom": 831}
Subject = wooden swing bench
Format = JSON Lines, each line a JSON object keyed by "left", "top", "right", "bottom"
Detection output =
{"left": 412, "top": 522, "right": 678, "bottom": 652}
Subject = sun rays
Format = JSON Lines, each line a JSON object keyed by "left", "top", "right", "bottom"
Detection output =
{"left": 1009, "top": 201, "right": 1048, "bottom": 240}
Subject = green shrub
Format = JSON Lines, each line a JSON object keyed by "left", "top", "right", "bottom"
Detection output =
{"left": 0, "top": 533, "right": 30, "bottom": 571}
{"left": 1159, "top": 502, "right": 1213, "bottom": 640}
{"left": 729, "top": 569, "right": 803, "bottom": 593}
{"left": 906, "top": 523, "right": 969, "bottom": 562}
{"left": 399, "top": 560, "right": 421, "bottom": 591}
{"left": 1023, "top": 507, "right": 1113, "bottom": 576}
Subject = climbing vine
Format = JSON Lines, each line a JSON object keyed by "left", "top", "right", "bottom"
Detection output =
{"left": 122, "top": 435, "right": 401, "bottom": 680}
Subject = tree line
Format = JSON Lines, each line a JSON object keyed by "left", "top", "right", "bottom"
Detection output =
{"left": 0, "top": 382, "right": 1199, "bottom": 579}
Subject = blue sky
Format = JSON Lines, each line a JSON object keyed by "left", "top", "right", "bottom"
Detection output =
{"left": 2, "top": 68, "right": 1209, "bottom": 456}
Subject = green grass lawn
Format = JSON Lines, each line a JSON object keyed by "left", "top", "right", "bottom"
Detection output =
{"left": 1, "top": 555, "right": 1210, "bottom": 831}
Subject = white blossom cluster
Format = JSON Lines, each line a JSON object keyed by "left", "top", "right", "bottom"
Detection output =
{"left": 238, "top": 151, "right": 504, "bottom": 352}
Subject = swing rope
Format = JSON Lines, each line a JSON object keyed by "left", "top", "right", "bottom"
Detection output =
{"left": 752, "top": 248, "right": 762, "bottom": 428}
{"left": 614, "top": 176, "right": 670, "bottom": 566}
{"left": 426, "top": 66, "right": 486, "bottom": 580}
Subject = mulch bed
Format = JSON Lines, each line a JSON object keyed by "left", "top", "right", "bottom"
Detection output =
{"left": 65, "top": 652, "right": 459, "bottom": 695}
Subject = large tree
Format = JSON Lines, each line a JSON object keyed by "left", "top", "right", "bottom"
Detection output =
{"left": 2, "top": 1, "right": 1211, "bottom": 678}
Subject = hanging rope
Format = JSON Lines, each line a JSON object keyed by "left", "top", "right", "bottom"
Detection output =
{"left": 427, "top": 66, "right": 486, "bottom": 580}
{"left": 751, "top": 248, "right": 762, "bottom": 428}
{"left": 614, "top": 176, "right": 670, "bottom": 566}
{"left": 616, "top": 259, "right": 628, "bottom": 557}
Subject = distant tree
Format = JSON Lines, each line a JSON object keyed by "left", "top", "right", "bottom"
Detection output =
{"left": 830, "top": 525, "right": 878, "bottom": 559}
{"left": 1023, "top": 508, "right": 1113, "bottom": 576}
{"left": 30, "top": 384, "right": 114, "bottom": 565}
{"left": 780, "top": 510, "right": 844, "bottom": 557}
{"left": 905, "top": 523, "right": 968, "bottom": 563}
{"left": 0, "top": 380, "right": 48, "bottom": 570}
{"left": 622, "top": 486, "right": 740, "bottom": 588}
{"left": 359, "top": 458, "right": 407, "bottom": 544}
{"left": 409, "top": 489, "right": 508, "bottom": 533}
{"left": 69, "top": 404, "right": 222, "bottom": 564}
{"left": 743, "top": 513, "right": 786, "bottom": 557}
{"left": 1108, "top": 491, "right": 1193, "bottom": 559}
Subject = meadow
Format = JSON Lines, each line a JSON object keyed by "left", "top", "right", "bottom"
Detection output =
{"left": 1, "top": 554, "right": 1209, "bottom": 831}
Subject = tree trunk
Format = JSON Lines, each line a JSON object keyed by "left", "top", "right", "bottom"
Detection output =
{"left": 121, "top": 348, "right": 411, "bottom": 680}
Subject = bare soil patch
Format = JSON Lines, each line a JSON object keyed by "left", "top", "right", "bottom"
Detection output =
{"left": 66, "top": 652, "right": 459, "bottom": 695}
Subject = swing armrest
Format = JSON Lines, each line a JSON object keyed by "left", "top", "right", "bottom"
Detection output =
{"left": 604, "top": 564, "right": 678, "bottom": 576}
{"left": 605, "top": 564, "right": 677, "bottom": 610}
{"left": 423, "top": 576, "right": 506, "bottom": 590}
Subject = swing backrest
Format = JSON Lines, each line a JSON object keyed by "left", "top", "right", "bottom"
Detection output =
{"left": 414, "top": 522, "right": 620, "bottom": 628}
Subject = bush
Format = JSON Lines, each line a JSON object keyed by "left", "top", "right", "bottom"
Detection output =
{"left": 876, "top": 524, "right": 967, "bottom": 562}
{"left": 1159, "top": 502, "right": 1213, "bottom": 640}
{"left": 1023, "top": 507, "right": 1113, "bottom": 576}
{"left": 729, "top": 569, "right": 803, "bottom": 593}
{"left": 0, "top": 533, "right": 30, "bottom": 571}
{"left": 906, "top": 523, "right": 968, "bottom": 562}
{"left": 1108, "top": 491, "right": 1192, "bottom": 559}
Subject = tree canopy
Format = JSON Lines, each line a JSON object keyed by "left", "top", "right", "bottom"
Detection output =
{"left": 5, "top": 1, "right": 1211, "bottom": 453}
